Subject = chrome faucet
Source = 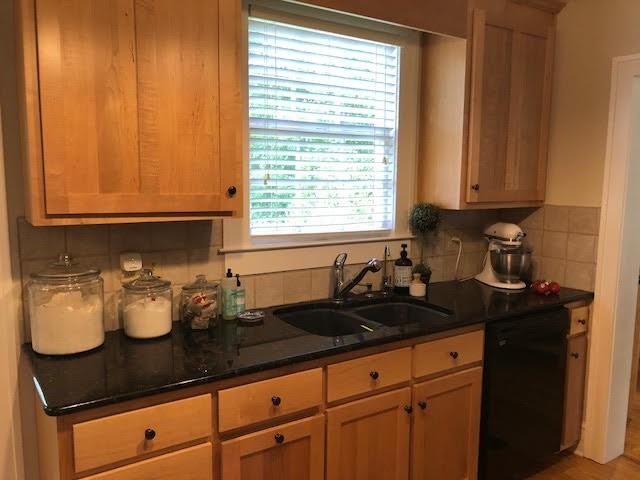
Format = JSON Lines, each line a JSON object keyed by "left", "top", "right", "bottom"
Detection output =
{"left": 332, "top": 253, "right": 382, "bottom": 300}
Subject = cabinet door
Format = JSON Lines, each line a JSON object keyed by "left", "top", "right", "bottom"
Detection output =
{"left": 221, "top": 415, "right": 324, "bottom": 480}
{"left": 466, "top": 8, "right": 554, "bottom": 203}
{"left": 35, "top": 0, "right": 241, "bottom": 216}
{"left": 411, "top": 368, "right": 482, "bottom": 480}
{"left": 326, "top": 388, "right": 411, "bottom": 480}
{"left": 562, "top": 334, "right": 588, "bottom": 449}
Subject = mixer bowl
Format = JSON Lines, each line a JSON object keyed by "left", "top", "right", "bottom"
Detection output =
{"left": 490, "top": 251, "right": 532, "bottom": 284}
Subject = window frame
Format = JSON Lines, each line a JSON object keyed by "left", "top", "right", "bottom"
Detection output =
{"left": 223, "top": 0, "right": 420, "bottom": 274}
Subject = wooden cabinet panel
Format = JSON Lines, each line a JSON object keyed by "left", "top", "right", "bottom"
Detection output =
{"left": 326, "top": 348, "right": 412, "bottom": 403}
{"left": 221, "top": 415, "right": 325, "bottom": 480}
{"left": 569, "top": 306, "right": 589, "bottom": 336}
{"left": 411, "top": 368, "right": 482, "bottom": 480}
{"left": 413, "top": 330, "right": 484, "bottom": 379}
{"left": 218, "top": 369, "right": 323, "bottom": 433}
{"left": 82, "top": 443, "right": 212, "bottom": 480}
{"left": 72, "top": 394, "right": 211, "bottom": 473}
{"left": 326, "top": 388, "right": 411, "bottom": 480}
{"left": 562, "top": 334, "right": 588, "bottom": 449}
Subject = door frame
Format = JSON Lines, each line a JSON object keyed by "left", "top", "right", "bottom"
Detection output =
{"left": 582, "top": 53, "right": 640, "bottom": 463}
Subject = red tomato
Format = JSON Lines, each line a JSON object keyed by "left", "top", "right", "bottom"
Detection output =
{"left": 534, "top": 281, "right": 550, "bottom": 295}
{"left": 548, "top": 282, "right": 561, "bottom": 295}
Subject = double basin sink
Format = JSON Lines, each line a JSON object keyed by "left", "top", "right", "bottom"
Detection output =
{"left": 274, "top": 296, "right": 452, "bottom": 337}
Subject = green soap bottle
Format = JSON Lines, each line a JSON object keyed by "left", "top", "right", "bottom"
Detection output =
{"left": 222, "top": 268, "right": 237, "bottom": 320}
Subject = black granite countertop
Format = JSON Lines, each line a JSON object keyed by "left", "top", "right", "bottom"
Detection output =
{"left": 26, "top": 280, "right": 593, "bottom": 416}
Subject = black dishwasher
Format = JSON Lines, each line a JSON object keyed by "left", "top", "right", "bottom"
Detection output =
{"left": 479, "top": 308, "right": 570, "bottom": 480}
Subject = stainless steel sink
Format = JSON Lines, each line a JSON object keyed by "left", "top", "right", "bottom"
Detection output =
{"left": 275, "top": 307, "right": 381, "bottom": 337}
{"left": 351, "top": 302, "right": 451, "bottom": 327}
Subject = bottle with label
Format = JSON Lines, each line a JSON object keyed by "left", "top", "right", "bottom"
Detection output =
{"left": 394, "top": 243, "right": 413, "bottom": 294}
{"left": 234, "top": 274, "right": 246, "bottom": 315}
{"left": 222, "top": 268, "right": 237, "bottom": 320}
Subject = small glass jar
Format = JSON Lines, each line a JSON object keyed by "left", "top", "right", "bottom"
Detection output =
{"left": 181, "top": 274, "right": 219, "bottom": 330}
{"left": 28, "top": 253, "right": 104, "bottom": 355}
{"left": 122, "top": 269, "right": 172, "bottom": 339}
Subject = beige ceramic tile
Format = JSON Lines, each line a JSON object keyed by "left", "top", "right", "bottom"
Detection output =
{"left": 442, "top": 255, "right": 459, "bottom": 281}
{"left": 78, "top": 255, "right": 115, "bottom": 293}
{"left": 254, "top": 272, "right": 284, "bottom": 308}
{"left": 567, "top": 233, "right": 597, "bottom": 263}
{"left": 462, "top": 251, "right": 484, "bottom": 278}
{"left": 426, "top": 256, "right": 444, "bottom": 283}
{"left": 311, "top": 267, "right": 331, "bottom": 300}
{"left": 544, "top": 205, "right": 569, "bottom": 232}
{"left": 520, "top": 207, "right": 544, "bottom": 231}
{"left": 142, "top": 250, "right": 189, "bottom": 285}
{"left": 540, "top": 257, "right": 566, "bottom": 284}
{"left": 150, "top": 222, "right": 188, "bottom": 251}
{"left": 283, "top": 270, "right": 312, "bottom": 304}
{"left": 565, "top": 261, "right": 595, "bottom": 291}
{"left": 422, "top": 229, "right": 446, "bottom": 257}
{"left": 212, "top": 220, "right": 224, "bottom": 246}
{"left": 186, "top": 221, "right": 217, "bottom": 249}
{"left": 187, "top": 247, "right": 225, "bottom": 281}
{"left": 241, "top": 275, "right": 256, "bottom": 309}
{"left": 18, "top": 218, "right": 66, "bottom": 260}
{"left": 523, "top": 229, "right": 543, "bottom": 256}
{"left": 110, "top": 223, "right": 151, "bottom": 253}
{"left": 529, "top": 256, "right": 542, "bottom": 281}
{"left": 542, "top": 231, "right": 568, "bottom": 259}
{"left": 104, "top": 291, "right": 121, "bottom": 331}
{"left": 65, "top": 225, "right": 109, "bottom": 257}
{"left": 569, "top": 207, "right": 600, "bottom": 235}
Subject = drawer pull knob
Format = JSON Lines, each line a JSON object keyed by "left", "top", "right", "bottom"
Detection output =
{"left": 578, "top": 319, "right": 586, "bottom": 325}
{"left": 144, "top": 428, "right": 156, "bottom": 441}
{"left": 369, "top": 371, "right": 379, "bottom": 380}
{"left": 271, "top": 396, "right": 282, "bottom": 406}
{"left": 418, "top": 401, "right": 428, "bottom": 410}
{"left": 227, "top": 185, "right": 237, "bottom": 197}
{"left": 404, "top": 405, "right": 413, "bottom": 415}
{"left": 274, "top": 433, "right": 285, "bottom": 444}
{"left": 471, "top": 184, "right": 480, "bottom": 191}
{"left": 571, "top": 352, "right": 580, "bottom": 359}
{"left": 449, "top": 351, "right": 459, "bottom": 360}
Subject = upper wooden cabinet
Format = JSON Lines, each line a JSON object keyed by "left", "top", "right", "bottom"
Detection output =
{"left": 417, "top": 0, "right": 561, "bottom": 209}
{"left": 15, "top": 0, "right": 244, "bottom": 225}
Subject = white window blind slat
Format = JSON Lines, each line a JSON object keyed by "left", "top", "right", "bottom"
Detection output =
{"left": 249, "top": 16, "right": 400, "bottom": 236}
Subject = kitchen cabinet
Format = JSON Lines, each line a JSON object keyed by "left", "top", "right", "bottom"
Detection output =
{"left": 15, "top": 0, "right": 243, "bottom": 225}
{"left": 221, "top": 416, "right": 325, "bottom": 480}
{"left": 562, "top": 333, "right": 588, "bottom": 449}
{"left": 411, "top": 368, "right": 482, "bottom": 480}
{"left": 417, "top": 0, "right": 562, "bottom": 209}
{"left": 326, "top": 388, "right": 412, "bottom": 480}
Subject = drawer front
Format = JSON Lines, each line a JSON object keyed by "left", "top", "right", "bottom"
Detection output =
{"left": 73, "top": 394, "right": 212, "bottom": 473}
{"left": 413, "top": 330, "right": 484, "bottom": 379}
{"left": 82, "top": 443, "right": 212, "bottom": 480}
{"left": 569, "top": 306, "right": 589, "bottom": 336}
{"left": 326, "top": 348, "right": 412, "bottom": 403}
{"left": 218, "top": 368, "right": 323, "bottom": 433}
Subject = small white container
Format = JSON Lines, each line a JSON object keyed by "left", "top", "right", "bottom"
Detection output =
{"left": 409, "top": 273, "right": 427, "bottom": 297}
{"left": 123, "top": 269, "right": 172, "bottom": 339}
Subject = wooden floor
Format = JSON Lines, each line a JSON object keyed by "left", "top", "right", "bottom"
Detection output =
{"left": 528, "top": 453, "right": 640, "bottom": 479}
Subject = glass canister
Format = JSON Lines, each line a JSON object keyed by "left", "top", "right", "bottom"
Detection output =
{"left": 180, "top": 274, "right": 219, "bottom": 330}
{"left": 28, "top": 253, "right": 104, "bottom": 355}
{"left": 122, "top": 269, "right": 172, "bottom": 339}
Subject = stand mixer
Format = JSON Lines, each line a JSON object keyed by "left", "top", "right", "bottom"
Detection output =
{"left": 475, "top": 222, "right": 531, "bottom": 290}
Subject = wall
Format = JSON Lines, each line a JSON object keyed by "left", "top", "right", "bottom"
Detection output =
{"left": 546, "top": 0, "right": 640, "bottom": 207}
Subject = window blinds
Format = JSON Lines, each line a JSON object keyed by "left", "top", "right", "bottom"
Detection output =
{"left": 248, "top": 16, "right": 400, "bottom": 236}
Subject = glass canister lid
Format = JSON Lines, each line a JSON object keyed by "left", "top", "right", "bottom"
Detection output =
{"left": 30, "top": 253, "right": 100, "bottom": 282}
{"left": 182, "top": 274, "right": 219, "bottom": 292}
{"left": 123, "top": 269, "right": 171, "bottom": 293}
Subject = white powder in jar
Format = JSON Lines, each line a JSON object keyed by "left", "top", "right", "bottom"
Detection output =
{"left": 31, "top": 291, "right": 104, "bottom": 355}
{"left": 124, "top": 295, "right": 172, "bottom": 339}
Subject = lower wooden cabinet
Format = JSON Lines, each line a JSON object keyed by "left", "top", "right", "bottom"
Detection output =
{"left": 562, "top": 334, "right": 588, "bottom": 449}
{"left": 221, "top": 415, "right": 325, "bottom": 480}
{"left": 326, "top": 388, "right": 411, "bottom": 480}
{"left": 411, "top": 367, "right": 482, "bottom": 480}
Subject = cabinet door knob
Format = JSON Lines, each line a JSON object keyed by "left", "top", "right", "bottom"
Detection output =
{"left": 449, "top": 351, "right": 459, "bottom": 360}
{"left": 227, "top": 186, "right": 237, "bottom": 197}
{"left": 418, "top": 401, "right": 427, "bottom": 410}
{"left": 274, "top": 433, "right": 285, "bottom": 444}
{"left": 404, "top": 405, "right": 413, "bottom": 415}
{"left": 271, "top": 396, "right": 282, "bottom": 406}
{"left": 369, "top": 371, "right": 379, "bottom": 380}
{"left": 577, "top": 319, "right": 586, "bottom": 325}
{"left": 144, "top": 428, "right": 156, "bottom": 441}
{"left": 571, "top": 352, "right": 580, "bottom": 359}
{"left": 471, "top": 184, "right": 480, "bottom": 191}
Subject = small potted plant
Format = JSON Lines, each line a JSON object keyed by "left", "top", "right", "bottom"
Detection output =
{"left": 409, "top": 203, "right": 441, "bottom": 285}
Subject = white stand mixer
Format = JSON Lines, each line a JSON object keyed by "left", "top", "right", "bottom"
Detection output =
{"left": 475, "top": 222, "right": 528, "bottom": 290}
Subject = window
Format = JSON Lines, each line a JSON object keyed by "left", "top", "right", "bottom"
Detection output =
{"left": 249, "top": 15, "right": 401, "bottom": 237}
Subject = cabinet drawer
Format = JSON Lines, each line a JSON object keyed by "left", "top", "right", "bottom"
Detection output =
{"left": 326, "top": 348, "right": 411, "bottom": 403}
{"left": 413, "top": 330, "right": 484, "bottom": 379}
{"left": 73, "top": 395, "right": 212, "bottom": 473}
{"left": 81, "top": 443, "right": 212, "bottom": 480}
{"left": 569, "top": 306, "right": 589, "bottom": 336}
{"left": 218, "top": 369, "right": 323, "bottom": 433}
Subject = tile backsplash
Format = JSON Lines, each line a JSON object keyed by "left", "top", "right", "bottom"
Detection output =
{"left": 16, "top": 205, "right": 598, "bottom": 336}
